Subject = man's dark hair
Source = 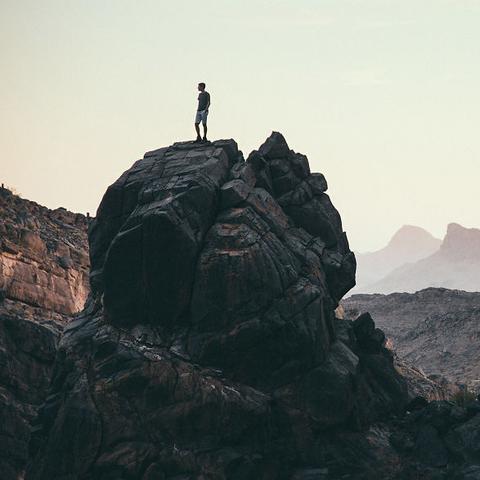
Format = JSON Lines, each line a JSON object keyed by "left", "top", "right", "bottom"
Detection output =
{"left": 198, "top": 82, "right": 206, "bottom": 89}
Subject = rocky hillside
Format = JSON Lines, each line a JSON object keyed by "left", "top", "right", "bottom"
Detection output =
{"left": 0, "top": 186, "right": 89, "bottom": 479}
{"left": 359, "top": 224, "right": 480, "bottom": 294}
{"left": 354, "top": 225, "right": 441, "bottom": 292}
{"left": 25, "top": 134, "right": 417, "bottom": 479}
{"left": 0, "top": 186, "right": 90, "bottom": 325}
{"left": 342, "top": 288, "right": 480, "bottom": 390}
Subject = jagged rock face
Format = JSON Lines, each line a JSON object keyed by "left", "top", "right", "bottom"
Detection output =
{"left": 0, "top": 188, "right": 89, "bottom": 480}
{"left": 342, "top": 288, "right": 480, "bottom": 390}
{"left": 0, "top": 314, "right": 58, "bottom": 480}
{"left": 90, "top": 140, "right": 237, "bottom": 328}
{"left": 0, "top": 188, "right": 90, "bottom": 323}
{"left": 88, "top": 134, "right": 356, "bottom": 389}
{"left": 27, "top": 134, "right": 407, "bottom": 479}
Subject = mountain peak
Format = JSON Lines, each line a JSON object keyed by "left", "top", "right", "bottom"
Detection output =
{"left": 353, "top": 225, "right": 441, "bottom": 292}
{"left": 444, "top": 222, "right": 478, "bottom": 237}
{"left": 441, "top": 223, "right": 480, "bottom": 260}
{"left": 387, "top": 225, "right": 439, "bottom": 249}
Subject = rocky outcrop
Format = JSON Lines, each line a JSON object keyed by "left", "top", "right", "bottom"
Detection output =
{"left": 0, "top": 187, "right": 90, "bottom": 324}
{"left": 0, "top": 187, "right": 89, "bottom": 480}
{"left": 342, "top": 288, "right": 480, "bottom": 391}
{"left": 335, "top": 311, "right": 480, "bottom": 478}
{"left": 26, "top": 134, "right": 409, "bottom": 479}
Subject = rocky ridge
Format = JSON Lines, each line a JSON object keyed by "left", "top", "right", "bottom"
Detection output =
{"left": 342, "top": 288, "right": 480, "bottom": 390}
{"left": 0, "top": 186, "right": 90, "bottom": 325}
{"left": 0, "top": 186, "right": 89, "bottom": 479}
{"left": 26, "top": 134, "right": 410, "bottom": 479}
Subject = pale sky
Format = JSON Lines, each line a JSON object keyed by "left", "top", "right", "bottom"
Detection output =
{"left": 1, "top": 0, "right": 479, "bottom": 252}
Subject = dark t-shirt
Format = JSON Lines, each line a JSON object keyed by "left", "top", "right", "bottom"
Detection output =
{"left": 197, "top": 91, "right": 210, "bottom": 111}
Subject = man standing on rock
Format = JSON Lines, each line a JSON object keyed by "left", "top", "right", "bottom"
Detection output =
{"left": 195, "top": 82, "right": 210, "bottom": 142}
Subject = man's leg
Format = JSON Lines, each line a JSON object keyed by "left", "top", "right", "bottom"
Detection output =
{"left": 202, "top": 122, "right": 208, "bottom": 141}
{"left": 195, "top": 122, "right": 201, "bottom": 141}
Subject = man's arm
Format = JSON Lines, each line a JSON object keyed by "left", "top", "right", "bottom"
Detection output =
{"left": 206, "top": 93, "right": 211, "bottom": 111}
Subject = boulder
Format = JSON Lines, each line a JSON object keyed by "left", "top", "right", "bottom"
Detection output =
{"left": 353, "top": 312, "right": 386, "bottom": 354}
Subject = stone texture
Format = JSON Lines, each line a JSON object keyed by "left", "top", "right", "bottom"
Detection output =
{"left": 0, "top": 186, "right": 89, "bottom": 480}
{"left": 90, "top": 141, "right": 238, "bottom": 329}
{"left": 0, "top": 187, "right": 89, "bottom": 323}
{"left": 388, "top": 398, "right": 480, "bottom": 478}
{"left": 342, "top": 288, "right": 480, "bottom": 390}
{"left": 0, "top": 314, "right": 58, "bottom": 480}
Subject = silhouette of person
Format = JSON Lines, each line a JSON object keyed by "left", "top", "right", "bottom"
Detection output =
{"left": 195, "top": 82, "right": 210, "bottom": 142}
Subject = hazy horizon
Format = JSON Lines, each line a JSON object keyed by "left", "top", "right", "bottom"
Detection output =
{"left": 2, "top": 0, "right": 479, "bottom": 252}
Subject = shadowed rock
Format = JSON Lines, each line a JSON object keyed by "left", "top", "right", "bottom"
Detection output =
{"left": 0, "top": 188, "right": 89, "bottom": 480}
{"left": 90, "top": 141, "right": 238, "bottom": 329}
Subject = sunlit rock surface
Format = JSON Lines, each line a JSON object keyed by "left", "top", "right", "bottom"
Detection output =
{"left": 0, "top": 187, "right": 89, "bottom": 479}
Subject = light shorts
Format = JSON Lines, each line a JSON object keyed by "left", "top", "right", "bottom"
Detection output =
{"left": 195, "top": 109, "right": 208, "bottom": 125}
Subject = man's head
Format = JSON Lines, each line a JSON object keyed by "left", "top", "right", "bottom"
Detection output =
{"left": 198, "top": 82, "right": 206, "bottom": 92}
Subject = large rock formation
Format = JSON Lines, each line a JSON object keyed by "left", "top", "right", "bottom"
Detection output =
{"left": 0, "top": 187, "right": 90, "bottom": 480}
{"left": 26, "top": 134, "right": 408, "bottom": 479}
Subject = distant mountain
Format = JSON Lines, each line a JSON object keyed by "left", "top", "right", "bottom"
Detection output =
{"left": 342, "top": 288, "right": 480, "bottom": 390}
{"left": 362, "top": 223, "right": 480, "bottom": 294}
{"left": 354, "top": 225, "right": 441, "bottom": 291}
